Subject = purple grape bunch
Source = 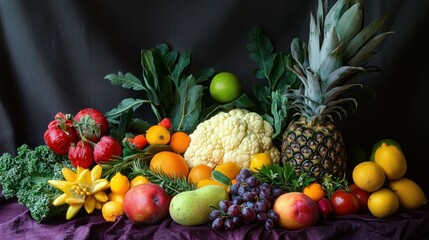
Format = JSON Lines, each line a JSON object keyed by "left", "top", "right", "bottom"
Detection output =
{"left": 209, "top": 168, "right": 284, "bottom": 231}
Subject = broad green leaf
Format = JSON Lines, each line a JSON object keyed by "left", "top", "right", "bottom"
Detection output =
{"left": 269, "top": 53, "right": 286, "bottom": 90}
{"left": 253, "top": 85, "right": 270, "bottom": 104}
{"left": 164, "top": 49, "right": 178, "bottom": 73}
{"left": 155, "top": 43, "right": 170, "bottom": 56}
{"left": 169, "top": 75, "right": 202, "bottom": 133}
{"left": 196, "top": 68, "right": 215, "bottom": 84}
{"left": 127, "top": 118, "right": 152, "bottom": 134}
{"left": 157, "top": 74, "right": 174, "bottom": 116}
{"left": 105, "top": 98, "right": 149, "bottom": 119}
{"left": 141, "top": 49, "right": 160, "bottom": 105}
{"left": 247, "top": 27, "right": 275, "bottom": 80}
{"left": 171, "top": 51, "right": 191, "bottom": 86}
{"left": 212, "top": 170, "right": 232, "bottom": 186}
{"left": 104, "top": 72, "right": 144, "bottom": 91}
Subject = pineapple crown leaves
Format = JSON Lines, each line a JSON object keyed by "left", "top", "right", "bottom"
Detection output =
{"left": 287, "top": 0, "right": 393, "bottom": 122}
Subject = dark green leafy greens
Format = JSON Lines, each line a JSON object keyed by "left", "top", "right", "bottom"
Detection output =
{"left": 247, "top": 27, "right": 300, "bottom": 140}
{"left": 104, "top": 44, "right": 215, "bottom": 133}
{"left": 0, "top": 144, "right": 73, "bottom": 222}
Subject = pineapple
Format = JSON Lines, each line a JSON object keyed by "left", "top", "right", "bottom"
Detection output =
{"left": 281, "top": 0, "right": 392, "bottom": 180}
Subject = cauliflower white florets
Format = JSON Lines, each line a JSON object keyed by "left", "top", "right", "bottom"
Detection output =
{"left": 183, "top": 108, "right": 280, "bottom": 169}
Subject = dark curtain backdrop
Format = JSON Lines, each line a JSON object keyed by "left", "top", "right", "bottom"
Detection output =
{"left": 1, "top": 1, "right": 429, "bottom": 194}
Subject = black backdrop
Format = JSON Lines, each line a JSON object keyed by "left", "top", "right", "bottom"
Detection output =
{"left": 1, "top": 1, "right": 429, "bottom": 195}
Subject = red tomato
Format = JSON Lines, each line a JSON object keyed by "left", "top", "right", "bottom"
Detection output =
{"left": 330, "top": 190, "right": 360, "bottom": 216}
{"left": 350, "top": 184, "right": 370, "bottom": 213}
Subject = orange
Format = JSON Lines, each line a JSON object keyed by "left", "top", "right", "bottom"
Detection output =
{"left": 169, "top": 131, "right": 191, "bottom": 154}
{"left": 102, "top": 200, "right": 124, "bottom": 222}
{"left": 302, "top": 182, "right": 325, "bottom": 202}
{"left": 196, "top": 179, "right": 228, "bottom": 190}
{"left": 214, "top": 162, "right": 241, "bottom": 180}
{"left": 209, "top": 72, "right": 242, "bottom": 103}
{"left": 146, "top": 125, "right": 171, "bottom": 145}
{"left": 150, "top": 151, "right": 189, "bottom": 179}
{"left": 110, "top": 172, "right": 130, "bottom": 195}
{"left": 130, "top": 175, "right": 150, "bottom": 188}
{"left": 188, "top": 164, "right": 213, "bottom": 185}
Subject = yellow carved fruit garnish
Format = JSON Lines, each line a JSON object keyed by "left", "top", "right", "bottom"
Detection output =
{"left": 48, "top": 165, "right": 110, "bottom": 220}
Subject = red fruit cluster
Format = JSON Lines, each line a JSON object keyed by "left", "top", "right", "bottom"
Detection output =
{"left": 43, "top": 108, "right": 122, "bottom": 169}
{"left": 123, "top": 117, "right": 171, "bottom": 151}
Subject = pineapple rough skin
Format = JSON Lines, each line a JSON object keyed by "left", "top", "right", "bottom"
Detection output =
{"left": 183, "top": 108, "right": 280, "bottom": 169}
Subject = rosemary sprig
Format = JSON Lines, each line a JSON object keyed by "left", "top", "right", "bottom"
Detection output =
{"left": 129, "top": 160, "right": 194, "bottom": 197}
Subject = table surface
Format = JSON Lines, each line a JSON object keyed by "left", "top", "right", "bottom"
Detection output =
{"left": 1, "top": 194, "right": 429, "bottom": 240}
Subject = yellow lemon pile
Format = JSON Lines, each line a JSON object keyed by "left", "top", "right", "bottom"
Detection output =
{"left": 352, "top": 140, "right": 427, "bottom": 218}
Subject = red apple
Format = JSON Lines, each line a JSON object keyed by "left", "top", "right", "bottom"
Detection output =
{"left": 273, "top": 192, "right": 319, "bottom": 230}
{"left": 123, "top": 183, "right": 171, "bottom": 224}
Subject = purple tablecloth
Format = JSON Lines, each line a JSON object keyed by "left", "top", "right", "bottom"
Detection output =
{"left": 1, "top": 192, "right": 428, "bottom": 240}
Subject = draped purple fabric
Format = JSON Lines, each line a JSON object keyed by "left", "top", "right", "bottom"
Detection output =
{"left": 1, "top": 190, "right": 429, "bottom": 240}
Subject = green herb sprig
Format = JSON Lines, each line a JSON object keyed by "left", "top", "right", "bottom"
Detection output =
{"left": 254, "top": 163, "right": 315, "bottom": 192}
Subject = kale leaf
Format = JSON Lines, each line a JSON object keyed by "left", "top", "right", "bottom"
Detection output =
{"left": 0, "top": 144, "right": 73, "bottom": 222}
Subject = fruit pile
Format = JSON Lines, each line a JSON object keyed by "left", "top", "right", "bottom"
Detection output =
{"left": 352, "top": 140, "right": 427, "bottom": 218}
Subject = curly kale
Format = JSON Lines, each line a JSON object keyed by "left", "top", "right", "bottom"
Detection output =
{"left": 0, "top": 144, "right": 74, "bottom": 222}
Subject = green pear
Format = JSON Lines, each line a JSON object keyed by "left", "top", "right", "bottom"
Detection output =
{"left": 169, "top": 185, "right": 229, "bottom": 226}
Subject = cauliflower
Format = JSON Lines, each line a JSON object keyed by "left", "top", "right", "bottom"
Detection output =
{"left": 184, "top": 108, "right": 280, "bottom": 169}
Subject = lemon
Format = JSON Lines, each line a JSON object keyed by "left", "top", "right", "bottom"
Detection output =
{"left": 352, "top": 161, "right": 385, "bottom": 192}
{"left": 374, "top": 143, "right": 407, "bottom": 180}
{"left": 370, "top": 138, "right": 401, "bottom": 161}
{"left": 389, "top": 177, "right": 427, "bottom": 210}
{"left": 110, "top": 172, "right": 130, "bottom": 195}
{"left": 368, "top": 188, "right": 399, "bottom": 218}
{"left": 249, "top": 153, "right": 273, "bottom": 172}
{"left": 209, "top": 72, "right": 242, "bottom": 103}
{"left": 372, "top": 138, "right": 402, "bottom": 154}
